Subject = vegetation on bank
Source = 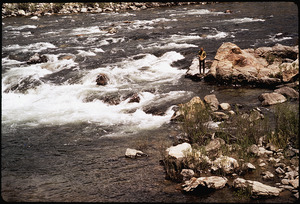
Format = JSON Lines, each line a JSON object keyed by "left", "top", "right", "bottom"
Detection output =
{"left": 162, "top": 99, "right": 299, "bottom": 181}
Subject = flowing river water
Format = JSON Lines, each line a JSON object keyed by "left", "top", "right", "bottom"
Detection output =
{"left": 1, "top": 2, "right": 298, "bottom": 202}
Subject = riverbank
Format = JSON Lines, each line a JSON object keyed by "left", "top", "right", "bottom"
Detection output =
{"left": 2, "top": 2, "right": 215, "bottom": 18}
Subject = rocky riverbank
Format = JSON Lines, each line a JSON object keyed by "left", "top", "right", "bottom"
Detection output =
{"left": 162, "top": 42, "right": 299, "bottom": 200}
{"left": 2, "top": 2, "right": 214, "bottom": 18}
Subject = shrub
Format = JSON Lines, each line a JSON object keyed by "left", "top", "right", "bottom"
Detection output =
{"left": 179, "top": 102, "right": 211, "bottom": 145}
{"left": 267, "top": 103, "right": 299, "bottom": 149}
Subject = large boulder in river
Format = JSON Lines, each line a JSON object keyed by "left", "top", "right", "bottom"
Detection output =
{"left": 204, "top": 42, "right": 298, "bottom": 86}
{"left": 258, "top": 92, "right": 287, "bottom": 106}
{"left": 274, "top": 86, "right": 299, "bottom": 100}
{"left": 96, "top": 73, "right": 109, "bottom": 86}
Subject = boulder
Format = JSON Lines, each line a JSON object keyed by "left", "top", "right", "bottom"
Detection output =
{"left": 242, "top": 162, "right": 256, "bottom": 171}
{"left": 96, "top": 73, "right": 109, "bottom": 86}
{"left": 211, "top": 156, "right": 239, "bottom": 174}
{"left": 204, "top": 42, "right": 298, "bottom": 86}
{"left": 274, "top": 86, "right": 299, "bottom": 100}
{"left": 166, "top": 142, "right": 192, "bottom": 159}
{"left": 233, "top": 178, "right": 282, "bottom": 198}
{"left": 27, "top": 53, "right": 48, "bottom": 64}
{"left": 182, "top": 176, "right": 228, "bottom": 192}
{"left": 258, "top": 92, "right": 287, "bottom": 106}
{"left": 125, "top": 148, "right": 147, "bottom": 158}
{"left": 204, "top": 94, "right": 219, "bottom": 111}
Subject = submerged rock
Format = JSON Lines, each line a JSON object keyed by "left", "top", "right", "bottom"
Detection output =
{"left": 96, "top": 73, "right": 109, "bottom": 86}
{"left": 182, "top": 176, "right": 228, "bottom": 192}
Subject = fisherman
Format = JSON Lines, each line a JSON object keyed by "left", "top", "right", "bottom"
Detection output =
{"left": 198, "top": 47, "right": 206, "bottom": 74}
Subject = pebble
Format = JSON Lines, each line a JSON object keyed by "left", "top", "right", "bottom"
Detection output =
{"left": 275, "top": 167, "right": 285, "bottom": 174}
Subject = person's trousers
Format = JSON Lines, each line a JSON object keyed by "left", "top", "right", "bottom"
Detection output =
{"left": 199, "top": 59, "right": 205, "bottom": 74}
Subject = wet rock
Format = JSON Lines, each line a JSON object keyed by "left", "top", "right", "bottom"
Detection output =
{"left": 182, "top": 176, "right": 228, "bottom": 192}
{"left": 125, "top": 148, "right": 147, "bottom": 159}
{"left": 211, "top": 156, "right": 239, "bottom": 174}
{"left": 96, "top": 73, "right": 109, "bottom": 86}
{"left": 233, "top": 178, "right": 282, "bottom": 198}
{"left": 4, "top": 75, "right": 42, "bottom": 93}
{"left": 258, "top": 92, "right": 287, "bottom": 106}
{"left": 128, "top": 93, "right": 140, "bottom": 103}
{"left": 274, "top": 86, "right": 299, "bottom": 100}
{"left": 204, "top": 94, "right": 219, "bottom": 111}
{"left": 166, "top": 142, "right": 192, "bottom": 159}
{"left": 27, "top": 53, "right": 48, "bottom": 64}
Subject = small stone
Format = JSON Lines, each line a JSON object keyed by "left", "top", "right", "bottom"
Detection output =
{"left": 275, "top": 167, "right": 285, "bottom": 174}
{"left": 219, "top": 103, "right": 231, "bottom": 110}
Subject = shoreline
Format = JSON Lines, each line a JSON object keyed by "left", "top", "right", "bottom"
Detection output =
{"left": 2, "top": 2, "right": 216, "bottom": 19}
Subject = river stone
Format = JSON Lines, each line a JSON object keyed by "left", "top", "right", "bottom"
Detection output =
{"left": 125, "top": 148, "right": 146, "bottom": 158}
{"left": 211, "top": 156, "right": 239, "bottom": 174}
{"left": 212, "top": 111, "right": 229, "bottom": 120}
{"left": 262, "top": 171, "right": 275, "bottom": 180}
{"left": 166, "top": 142, "right": 192, "bottom": 159}
{"left": 204, "top": 94, "right": 219, "bottom": 111}
{"left": 219, "top": 103, "right": 231, "bottom": 110}
{"left": 242, "top": 162, "right": 256, "bottom": 171}
{"left": 233, "top": 178, "right": 282, "bottom": 198}
{"left": 182, "top": 176, "right": 228, "bottom": 192}
{"left": 258, "top": 92, "right": 287, "bottom": 106}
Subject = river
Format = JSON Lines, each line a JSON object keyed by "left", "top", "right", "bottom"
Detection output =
{"left": 1, "top": 2, "right": 298, "bottom": 202}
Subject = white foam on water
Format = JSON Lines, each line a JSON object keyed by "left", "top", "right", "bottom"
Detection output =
{"left": 77, "top": 50, "right": 97, "bottom": 57}
{"left": 2, "top": 51, "right": 189, "bottom": 135}
{"left": 3, "top": 42, "right": 56, "bottom": 53}
{"left": 218, "top": 17, "right": 265, "bottom": 24}
{"left": 70, "top": 26, "right": 107, "bottom": 35}
{"left": 140, "top": 42, "right": 198, "bottom": 50}
{"left": 170, "top": 9, "right": 224, "bottom": 16}
{"left": 5, "top": 25, "right": 37, "bottom": 30}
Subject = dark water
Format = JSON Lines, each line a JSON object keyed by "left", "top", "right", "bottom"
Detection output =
{"left": 1, "top": 2, "right": 298, "bottom": 202}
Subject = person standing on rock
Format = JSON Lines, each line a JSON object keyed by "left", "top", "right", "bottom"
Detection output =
{"left": 198, "top": 47, "right": 206, "bottom": 74}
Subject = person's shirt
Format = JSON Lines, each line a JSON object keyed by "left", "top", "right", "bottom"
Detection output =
{"left": 198, "top": 50, "right": 206, "bottom": 60}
